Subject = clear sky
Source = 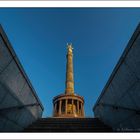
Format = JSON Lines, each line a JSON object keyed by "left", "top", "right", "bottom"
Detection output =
{"left": 0, "top": 8, "right": 140, "bottom": 117}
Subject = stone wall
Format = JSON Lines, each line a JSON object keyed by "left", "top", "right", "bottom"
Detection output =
{"left": 0, "top": 25, "right": 44, "bottom": 132}
{"left": 93, "top": 23, "right": 140, "bottom": 131}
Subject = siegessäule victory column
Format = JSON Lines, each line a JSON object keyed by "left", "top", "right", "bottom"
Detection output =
{"left": 25, "top": 43, "right": 112, "bottom": 132}
{"left": 53, "top": 43, "right": 85, "bottom": 118}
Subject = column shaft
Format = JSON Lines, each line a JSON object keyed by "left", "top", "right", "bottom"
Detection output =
{"left": 72, "top": 99, "right": 74, "bottom": 113}
{"left": 82, "top": 103, "right": 84, "bottom": 116}
{"left": 65, "top": 44, "right": 74, "bottom": 94}
{"left": 65, "top": 99, "right": 67, "bottom": 114}
{"left": 80, "top": 102, "right": 82, "bottom": 116}
{"left": 54, "top": 103, "right": 57, "bottom": 116}
{"left": 59, "top": 100, "right": 62, "bottom": 115}
{"left": 77, "top": 101, "right": 79, "bottom": 114}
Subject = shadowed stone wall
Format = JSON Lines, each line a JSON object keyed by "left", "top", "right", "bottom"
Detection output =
{"left": 0, "top": 25, "right": 44, "bottom": 132}
{"left": 93, "top": 23, "right": 140, "bottom": 131}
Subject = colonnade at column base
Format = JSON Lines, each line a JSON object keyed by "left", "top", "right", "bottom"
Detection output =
{"left": 53, "top": 93, "right": 85, "bottom": 118}
{"left": 52, "top": 115, "right": 85, "bottom": 118}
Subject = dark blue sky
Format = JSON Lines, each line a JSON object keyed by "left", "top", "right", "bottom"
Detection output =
{"left": 0, "top": 8, "right": 140, "bottom": 117}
